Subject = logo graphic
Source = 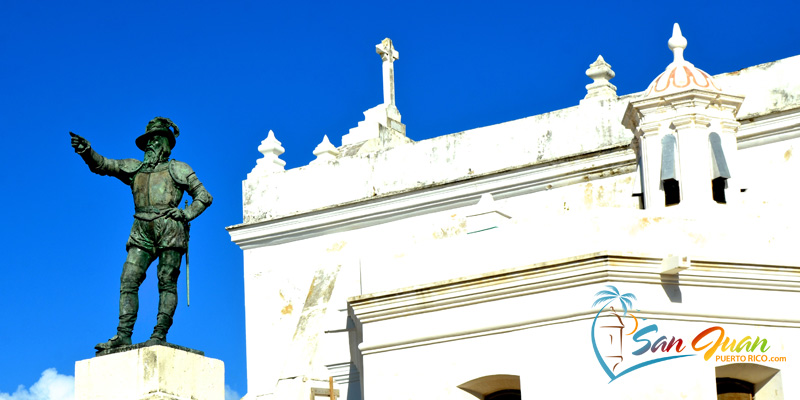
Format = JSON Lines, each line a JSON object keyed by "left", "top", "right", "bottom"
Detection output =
{"left": 590, "top": 286, "right": 773, "bottom": 382}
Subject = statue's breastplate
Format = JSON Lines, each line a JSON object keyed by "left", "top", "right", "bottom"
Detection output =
{"left": 132, "top": 164, "right": 183, "bottom": 215}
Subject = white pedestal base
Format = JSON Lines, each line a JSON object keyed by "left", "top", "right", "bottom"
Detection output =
{"left": 75, "top": 345, "right": 224, "bottom": 400}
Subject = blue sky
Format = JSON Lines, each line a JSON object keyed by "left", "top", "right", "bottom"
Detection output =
{"left": 1, "top": 1, "right": 798, "bottom": 398}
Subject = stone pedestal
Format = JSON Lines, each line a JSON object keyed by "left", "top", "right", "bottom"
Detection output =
{"left": 75, "top": 344, "right": 224, "bottom": 400}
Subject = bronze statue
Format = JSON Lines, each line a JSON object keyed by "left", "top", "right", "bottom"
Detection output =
{"left": 70, "top": 117, "right": 213, "bottom": 352}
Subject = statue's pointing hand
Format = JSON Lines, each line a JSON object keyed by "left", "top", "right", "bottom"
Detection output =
{"left": 70, "top": 132, "right": 90, "bottom": 154}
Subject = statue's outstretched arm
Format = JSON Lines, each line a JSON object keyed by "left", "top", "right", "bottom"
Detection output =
{"left": 70, "top": 132, "right": 141, "bottom": 184}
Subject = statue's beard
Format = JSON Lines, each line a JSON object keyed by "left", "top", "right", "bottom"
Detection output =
{"left": 143, "top": 146, "right": 168, "bottom": 168}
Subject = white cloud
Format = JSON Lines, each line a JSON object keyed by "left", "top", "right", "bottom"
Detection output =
{"left": 225, "top": 385, "right": 241, "bottom": 400}
{"left": 0, "top": 369, "right": 74, "bottom": 400}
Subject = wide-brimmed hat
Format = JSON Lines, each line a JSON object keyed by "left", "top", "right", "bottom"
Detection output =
{"left": 136, "top": 117, "right": 180, "bottom": 151}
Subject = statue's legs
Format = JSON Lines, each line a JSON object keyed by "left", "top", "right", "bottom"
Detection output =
{"left": 95, "top": 246, "right": 153, "bottom": 351}
{"left": 150, "top": 249, "right": 181, "bottom": 342}
{"left": 118, "top": 246, "right": 153, "bottom": 337}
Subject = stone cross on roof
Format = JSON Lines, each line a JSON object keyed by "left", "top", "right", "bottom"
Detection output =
{"left": 376, "top": 38, "right": 399, "bottom": 106}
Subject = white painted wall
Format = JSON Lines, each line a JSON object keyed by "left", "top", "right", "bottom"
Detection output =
{"left": 229, "top": 54, "right": 800, "bottom": 399}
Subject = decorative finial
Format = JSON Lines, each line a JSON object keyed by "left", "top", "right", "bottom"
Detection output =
{"left": 668, "top": 23, "right": 687, "bottom": 63}
{"left": 311, "top": 135, "right": 340, "bottom": 165}
{"left": 644, "top": 23, "right": 722, "bottom": 97}
{"left": 248, "top": 130, "right": 286, "bottom": 179}
{"left": 584, "top": 55, "right": 617, "bottom": 99}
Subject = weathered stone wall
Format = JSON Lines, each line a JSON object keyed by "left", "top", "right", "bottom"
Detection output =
{"left": 230, "top": 54, "right": 800, "bottom": 400}
{"left": 239, "top": 56, "right": 800, "bottom": 226}
{"left": 240, "top": 95, "right": 637, "bottom": 224}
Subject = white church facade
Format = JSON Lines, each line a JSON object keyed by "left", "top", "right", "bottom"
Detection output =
{"left": 228, "top": 25, "right": 800, "bottom": 400}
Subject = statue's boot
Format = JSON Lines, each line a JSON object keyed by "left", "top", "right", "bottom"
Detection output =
{"left": 143, "top": 336, "right": 166, "bottom": 346}
{"left": 144, "top": 250, "right": 180, "bottom": 347}
{"left": 105, "top": 248, "right": 151, "bottom": 352}
{"left": 143, "top": 325, "right": 168, "bottom": 346}
{"left": 96, "top": 263, "right": 141, "bottom": 352}
{"left": 144, "top": 309, "right": 172, "bottom": 346}
{"left": 94, "top": 334, "right": 132, "bottom": 351}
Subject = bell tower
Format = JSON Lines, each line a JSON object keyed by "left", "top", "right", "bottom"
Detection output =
{"left": 623, "top": 24, "right": 744, "bottom": 210}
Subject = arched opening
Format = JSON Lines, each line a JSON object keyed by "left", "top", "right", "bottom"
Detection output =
{"left": 717, "top": 377, "right": 754, "bottom": 399}
{"left": 716, "top": 363, "right": 782, "bottom": 400}
{"left": 458, "top": 374, "right": 521, "bottom": 400}
{"left": 485, "top": 389, "right": 521, "bottom": 400}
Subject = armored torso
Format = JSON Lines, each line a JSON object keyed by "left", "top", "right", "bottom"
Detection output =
{"left": 132, "top": 161, "right": 183, "bottom": 220}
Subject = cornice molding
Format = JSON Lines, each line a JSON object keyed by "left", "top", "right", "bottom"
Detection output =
{"left": 227, "top": 106, "right": 799, "bottom": 250}
{"left": 349, "top": 252, "right": 800, "bottom": 323}
{"left": 348, "top": 252, "right": 800, "bottom": 354}
{"left": 228, "top": 147, "right": 636, "bottom": 249}
{"left": 737, "top": 106, "right": 800, "bottom": 149}
{"left": 356, "top": 309, "right": 800, "bottom": 355}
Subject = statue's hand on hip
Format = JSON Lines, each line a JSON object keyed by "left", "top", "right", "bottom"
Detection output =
{"left": 69, "top": 132, "right": 90, "bottom": 153}
{"left": 165, "top": 208, "right": 188, "bottom": 223}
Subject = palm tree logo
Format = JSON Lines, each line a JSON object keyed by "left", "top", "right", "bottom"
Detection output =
{"left": 592, "top": 286, "right": 637, "bottom": 372}
{"left": 592, "top": 285, "right": 636, "bottom": 316}
{"left": 590, "top": 285, "right": 693, "bottom": 382}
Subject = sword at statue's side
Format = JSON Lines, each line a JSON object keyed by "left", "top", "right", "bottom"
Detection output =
{"left": 184, "top": 200, "right": 191, "bottom": 307}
